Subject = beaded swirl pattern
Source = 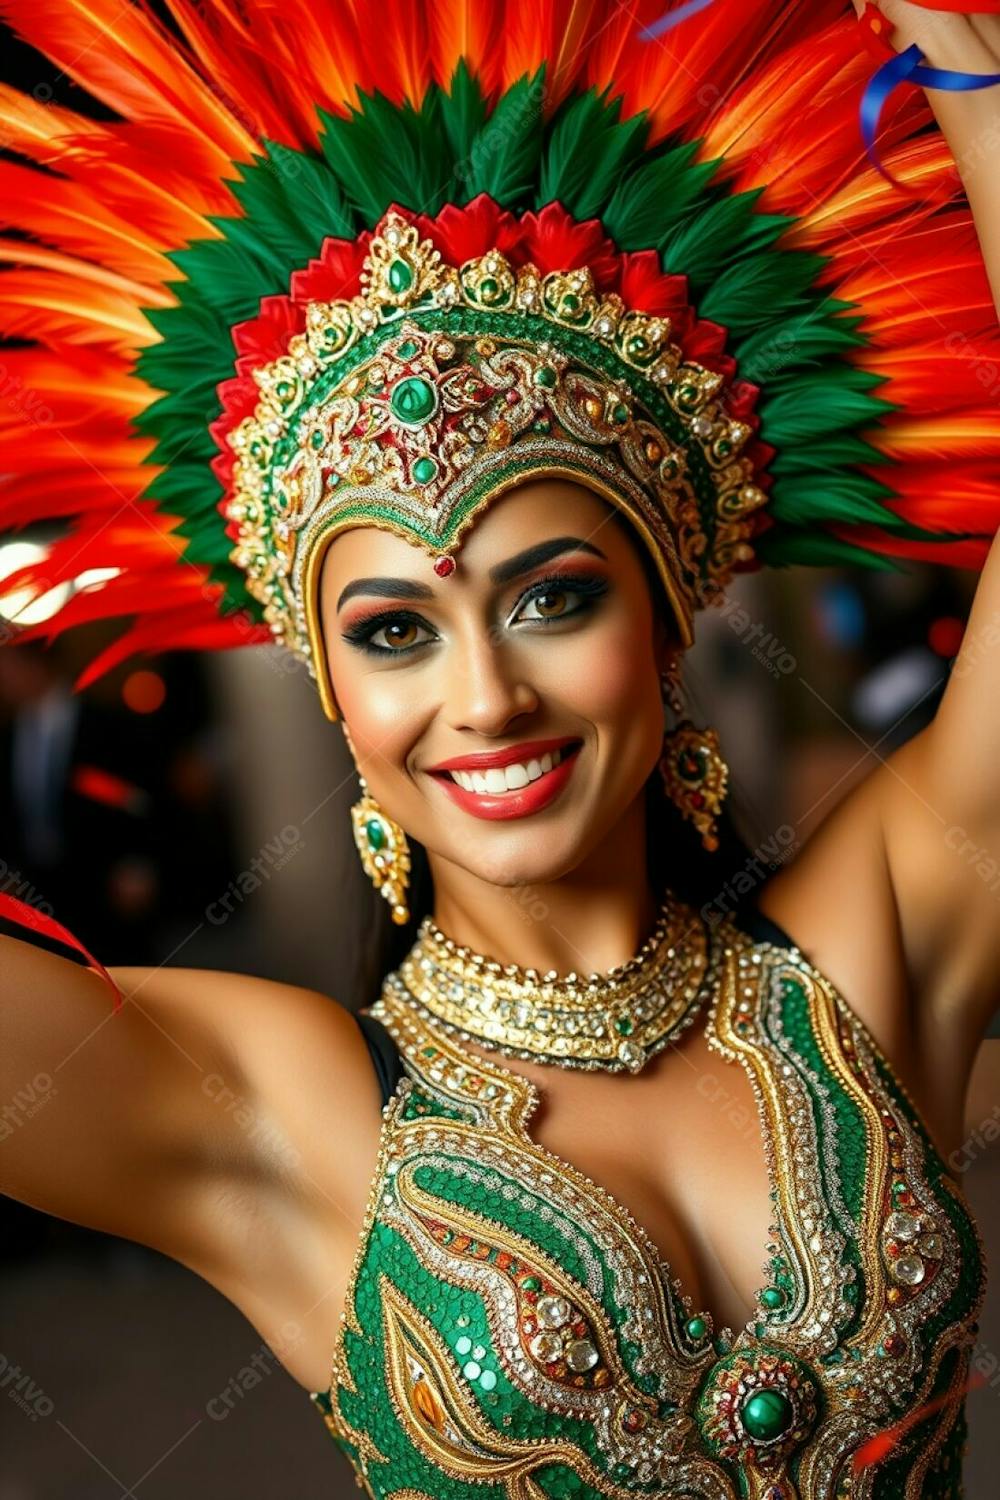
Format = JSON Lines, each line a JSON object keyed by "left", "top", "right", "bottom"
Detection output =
{"left": 311, "top": 909, "right": 987, "bottom": 1498}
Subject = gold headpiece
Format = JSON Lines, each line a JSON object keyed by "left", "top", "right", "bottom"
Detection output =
{"left": 225, "top": 208, "right": 768, "bottom": 719}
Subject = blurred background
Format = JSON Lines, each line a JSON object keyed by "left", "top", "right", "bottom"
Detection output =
{"left": 1, "top": 546, "right": 998, "bottom": 1498}
{"left": 2, "top": 9, "right": 999, "bottom": 1495}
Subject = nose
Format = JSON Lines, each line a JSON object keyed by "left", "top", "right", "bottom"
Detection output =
{"left": 441, "top": 624, "right": 540, "bottom": 735}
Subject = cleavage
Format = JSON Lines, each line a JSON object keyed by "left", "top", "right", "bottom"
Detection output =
{"left": 465, "top": 1030, "right": 776, "bottom": 1339}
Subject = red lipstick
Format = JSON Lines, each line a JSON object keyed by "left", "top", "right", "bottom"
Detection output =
{"left": 427, "top": 735, "right": 581, "bottom": 773}
{"left": 427, "top": 740, "right": 583, "bottom": 822}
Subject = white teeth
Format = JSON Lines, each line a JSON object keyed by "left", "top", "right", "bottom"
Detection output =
{"left": 449, "top": 745, "right": 574, "bottom": 793}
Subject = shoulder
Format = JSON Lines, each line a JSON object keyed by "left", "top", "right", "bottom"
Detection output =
{"left": 106, "top": 963, "right": 385, "bottom": 1186}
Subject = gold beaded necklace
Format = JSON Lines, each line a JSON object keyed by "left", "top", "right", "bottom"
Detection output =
{"left": 383, "top": 888, "right": 722, "bottom": 1072}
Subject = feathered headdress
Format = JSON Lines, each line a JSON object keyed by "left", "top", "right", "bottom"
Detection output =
{"left": 0, "top": 0, "right": 997, "bottom": 719}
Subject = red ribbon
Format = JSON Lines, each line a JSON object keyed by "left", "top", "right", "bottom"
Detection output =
{"left": 0, "top": 892, "right": 123, "bottom": 1012}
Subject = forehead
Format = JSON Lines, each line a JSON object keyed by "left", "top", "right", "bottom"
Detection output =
{"left": 320, "top": 479, "right": 625, "bottom": 593}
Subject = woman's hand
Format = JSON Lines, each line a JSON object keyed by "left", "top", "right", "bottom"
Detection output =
{"left": 851, "top": 0, "right": 1000, "bottom": 67}
{"left": 852, "top": 2, "right": 1000, "bottom": 313}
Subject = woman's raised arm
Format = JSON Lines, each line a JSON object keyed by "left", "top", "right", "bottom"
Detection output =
{"left": 0, "top": 933, "right": 381, "bottom": 1282}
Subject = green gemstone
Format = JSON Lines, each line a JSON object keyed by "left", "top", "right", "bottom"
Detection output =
{"left": 310, "top": 430, "right": 325, "bottom": 449}
{"left": 533, "top": 366, "right": 557, "bottom": 389}
{"left": 761, "top": 1286, "right": 785, "bottom": 1310}
{"left": 365, "top": 818, "right": 385, "bottom": 850}
{"left": 276, "top": 381, "right": 292, "bottom": 399}
{"left": 480, "top": 277, "right": 499, "bottom": 300}
{"left": 390, "top": 375, "right": 437, "bottom": 425}
{"left": 717, "top": 439, "right": 732, "bottom": 456}
{"left": 627, "top": 336, "right": 647, "bottom": 355}
{"left": 396, "top": 338, "right": 419, "bottom": 359}
{"left": 532, "top": 418, "right": 551, "bottom": 432}
{"left": 678, "top": 747, "right": 708, "bottom": 782}
{"left": 685, "top": 1316, "right": 707, "bottom": 1340}
{"left": 739, "top": 1388, "right": 793, "bottom": 1442}
{"left": 615, "top": 1017, "right": 634, "bottom": 1036}
{"left": 388, "top": 257, "right": 413, "bottom": 293}
{"left": 612, "top": 402, "right": 629, "bottom": 424}
{"left": 413, "top": 455, "right": 437, "bottom": 484}
{"left": 562, "top": 292, "right": 580, "bottom": 312}
{"left": 520, "top": 1276, "right": 542, "bottom": 1292}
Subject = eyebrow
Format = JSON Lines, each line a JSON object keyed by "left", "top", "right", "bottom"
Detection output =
{"left": 335, "top": 535, "right": 608, "bottom": 613}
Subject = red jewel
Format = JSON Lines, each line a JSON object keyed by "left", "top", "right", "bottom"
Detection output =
{"left": 690, "top": 791, "right": 705, "bottom": 808}
{"left": 433, "top": 555, "right": 456, "bottom": 577}
{"left": 506, "top": 389, "right": 519, "bottom": 405}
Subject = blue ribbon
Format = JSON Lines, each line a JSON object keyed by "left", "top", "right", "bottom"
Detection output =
{"left": 637, "top": 0, "right": 717, "bottom": 43}
{"left": 861, "top": 41, "right": 1000, "bottom": 180}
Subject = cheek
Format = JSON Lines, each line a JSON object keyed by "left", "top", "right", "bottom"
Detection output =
{"left": 559, "top": 610, "right": 659, "bottom": 722}
{"left": 334, "top": 665, "right": 418, "bottom": 771}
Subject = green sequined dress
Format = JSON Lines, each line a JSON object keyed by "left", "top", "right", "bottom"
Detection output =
{"left": 310, "top": 905, "right": 987, "bottom": 1499}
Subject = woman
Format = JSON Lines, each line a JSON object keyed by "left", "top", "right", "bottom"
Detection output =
{"left": 1, "top": 0, "right": 999, "bottom": 1493}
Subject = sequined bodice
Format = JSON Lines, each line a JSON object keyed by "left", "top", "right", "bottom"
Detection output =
{"left": 310, "top": 913, "right": 987, "bottom": 1498}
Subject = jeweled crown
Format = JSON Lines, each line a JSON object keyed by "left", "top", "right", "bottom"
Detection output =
{"left": 223, "top": 208, "right": 769, "bottom": 716}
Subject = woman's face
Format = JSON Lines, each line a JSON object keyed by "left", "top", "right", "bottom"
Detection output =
{"left": 319, "top": 479, "right": 678, "bottom": 888}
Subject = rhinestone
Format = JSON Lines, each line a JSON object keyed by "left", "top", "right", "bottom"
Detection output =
{"left": 618, "top": 1040, "right": 645, "bottom": 1070}
{"left": 536, "top": 1296, "right": 571, "bottom": 1329}
{"left": 529, "top": 1332, "right": 563, "bottom": 1362}
{"left": 692, "top": 416, "right": 714, "bottom": 438}
{"left": 891, "top": 1254, "right": 925, "bottom": 1286}
{"left": 565, "top": 1339, "right": 599, "bottom": 1372}
{"left": 885, "top": 1211, "right": 919, "bottom": 1242}
{"left": 918, "top": 1233, "right": 943, "bottom": 1258}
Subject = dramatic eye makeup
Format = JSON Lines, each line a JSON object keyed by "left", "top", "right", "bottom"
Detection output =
{"left": 340, "top": 569, "right": 610, "bottom": 657}
{"left": 335, "top": 535, "right": 611, "bottom": 658}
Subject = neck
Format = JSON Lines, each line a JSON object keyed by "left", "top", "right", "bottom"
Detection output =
{"left": 425, "top": 788, "right": 662, "bottom": 977}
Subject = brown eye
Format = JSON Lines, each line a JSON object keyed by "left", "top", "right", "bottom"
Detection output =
{"left": 520, "top": 588, "right": 570, "bottom": 621}
{"left": 382, "top": 620, "right": 419, "bottom": 649}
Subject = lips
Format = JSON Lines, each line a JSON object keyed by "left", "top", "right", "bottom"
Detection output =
{"left": 429, "top": 741, "right": 583, "bottom": 822}
{"left": 427, "top": 735, "right": 581, "bottom": 774}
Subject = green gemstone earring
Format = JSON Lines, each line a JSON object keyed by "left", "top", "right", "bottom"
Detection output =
{"left": 657, "top": 662, "right": 729, "bottom": 853}
{"left": 350, "top": 774, "right": 412, "bottom": 925}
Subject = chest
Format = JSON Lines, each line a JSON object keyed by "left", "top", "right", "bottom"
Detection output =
{"left": 317, "top": 935, "right": 987, "bottom": 1498}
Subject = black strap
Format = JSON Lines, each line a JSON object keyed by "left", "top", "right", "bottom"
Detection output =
{"left": 731, "top": 896, "right": 798, "bottom": 952}
{"left": 355, "top": 1010, "right": 405, "bottom": 1108}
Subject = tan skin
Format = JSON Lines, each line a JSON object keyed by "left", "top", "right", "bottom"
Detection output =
{"left": 1, "top": 0, "right": 1000, "bottom": 1402}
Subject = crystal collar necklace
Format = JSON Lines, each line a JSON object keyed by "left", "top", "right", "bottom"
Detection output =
{"left": 384, "top": 888, "right": 723, "bottom": 1073}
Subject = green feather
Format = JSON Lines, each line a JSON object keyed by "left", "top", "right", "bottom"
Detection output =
{"left": 239, "top": 140, "right": 355, "bottom": 255}
{"left": 769, "top": 472, "right": 903, "bottom": 530}
{"left": 754, "top": 530, "right": 906, "bottom": 572}
{"left": 603, "top": 141, "right": 718, "bottom": 248}
{"left": 537, "top": 85, "right": 649, "bottom": 219}
{"left": 658, "top": 190, "right": 792, "bottom": 294}
{"left": 439, "top": 59, "right": 489, "bottom": 197}
{"left": 699, "top": 249, "right": 827, "bottom": 333}
{"left": 733, "top": 301, "right": 867, "bottom": 381}
{"left": 762, "top": 374, "right": 893, "bottom": 446}
{"left": 770, "top": 435, "right": 893, "bottom": 474}
{"left": 317, "top": 87, "right": 453, "bottom": 222}
{"left": 461, "top": 68, "right": 546, "bottom": 204}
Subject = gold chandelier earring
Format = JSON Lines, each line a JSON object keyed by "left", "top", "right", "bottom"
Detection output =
{"left": 656, "top": 659, "right": 729, "bottom": 854}
{"left": 350, "top": 774, "right": 412, "bottom": 924}
{"left": 343, "top": 725, "right": 412, "bottom": 925}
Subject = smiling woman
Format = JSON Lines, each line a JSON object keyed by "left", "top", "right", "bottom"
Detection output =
{"left": 1, "top": 0, "right": 1000, "bottom": 1496}
{"left": 319, "top": 482, "right": 677, "bottom": 914}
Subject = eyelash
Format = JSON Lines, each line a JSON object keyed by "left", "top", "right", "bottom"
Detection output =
{"left": 341, "top": 572, "right": 609, "bottom": 657}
